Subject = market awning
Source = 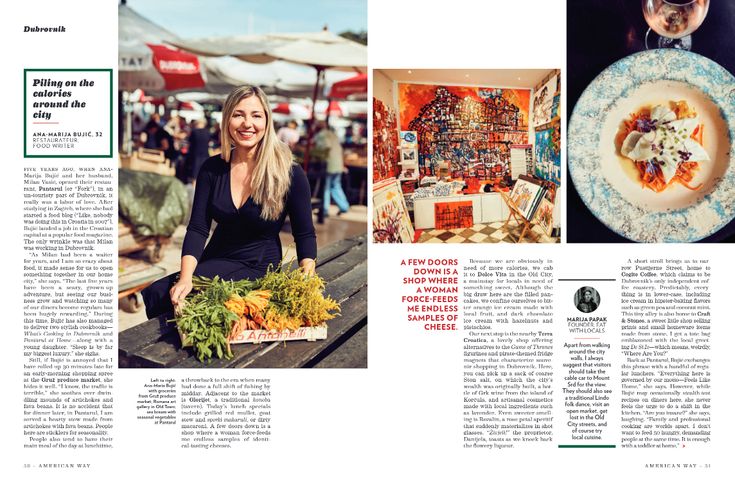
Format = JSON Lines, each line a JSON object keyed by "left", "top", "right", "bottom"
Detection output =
{"left": 119, "top": 43, "right": 205, "bottom": 92}
{"left": 328, "top": 73, "right": 367, "bottom": 100}
{"left": 201, "top": 56, "right": 355, "bottom": 97}
{"left": 118, "top": 2, "right": 206, "bottom": 93}
{"left": 168, "top": 30, "right": 367, "bottom": 72}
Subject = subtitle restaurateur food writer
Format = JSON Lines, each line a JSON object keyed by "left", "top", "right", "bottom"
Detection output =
{"left": 142, "top": 85, "right": 317, "bottom": 319}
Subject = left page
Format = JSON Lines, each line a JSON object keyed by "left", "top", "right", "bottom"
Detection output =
{"left": 7, "top": 1, "right": 370, "bottom": 482}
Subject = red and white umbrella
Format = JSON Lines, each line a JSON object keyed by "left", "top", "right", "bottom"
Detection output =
{"left": 272, "top": 102, "right": 291, "bottom": 115}
{"left": 328, "top": 73, "right": 367, "bottom": 100}
{"left": 118, "top": 1, "right": 207, "bottom": 153}
{"left": 271, "top": 102, "right": 312, "bottom": 119}
{"left": 119, "top": 2, "right": 205, "bottom": 94}
{"left": 119, "top": 43, "right": 205, "bottom": 92}
{"left": 325, "top": 100, "right": 343, "bottom": 117}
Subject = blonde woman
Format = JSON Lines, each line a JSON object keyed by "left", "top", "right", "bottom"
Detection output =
{"left": 142, "top": 85, "right": 317, "bottom": 319}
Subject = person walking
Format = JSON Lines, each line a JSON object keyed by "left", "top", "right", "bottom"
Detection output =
{"left": 277, "top": 120, "right": 300, "bottom": 149}
{"left": 314, "top": 122, "right": 350, "bottom": 216}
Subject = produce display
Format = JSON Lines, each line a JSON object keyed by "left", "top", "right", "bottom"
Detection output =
{"left": 174, "top": 264, "right": 340, "bottom": 362}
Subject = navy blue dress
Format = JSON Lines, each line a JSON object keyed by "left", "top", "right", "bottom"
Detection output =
{"left": 142, "top": 155, "right": 317, "bottom": 319}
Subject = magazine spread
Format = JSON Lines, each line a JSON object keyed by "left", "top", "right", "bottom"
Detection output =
{"left": 5, "top": 0, "right": 733, "bottom": 482}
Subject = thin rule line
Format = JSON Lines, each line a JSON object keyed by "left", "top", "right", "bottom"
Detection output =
{"left": 558, "top": 278, "right": 616, "bottom": 281}
{"left": 33, "top": 122, "right": 59, "bottom": 124}
{"left": 558, "top": 444, "right": 616, "bottom": 448}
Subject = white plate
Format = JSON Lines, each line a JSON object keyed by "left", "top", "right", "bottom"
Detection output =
{"left": 568, "top": 49, "right": 735, "bottom": 242}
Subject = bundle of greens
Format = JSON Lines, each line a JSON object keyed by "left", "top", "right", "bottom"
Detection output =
{"left": 175, "top": 276, "right": 256, "bottom": 361}
{"left": 174, "top": 264, "right": 340, "bottom": 362}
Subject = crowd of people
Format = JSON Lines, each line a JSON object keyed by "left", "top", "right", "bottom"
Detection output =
{"left": 130, "top": 107, "right": 366, "bottom": 216}
{"left": 134, "top": 112, "right": 221, "bottom": 185}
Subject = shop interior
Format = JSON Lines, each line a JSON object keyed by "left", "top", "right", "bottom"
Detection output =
{"left": 373, "top": 69, "right": 561, "bottom": 244}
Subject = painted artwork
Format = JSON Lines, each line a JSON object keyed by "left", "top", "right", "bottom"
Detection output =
{"left": 398, "top": 83, "right": 530, "bottom": 179}
{"left": 551, "top": 94, "right": 560, "bottom": 120}
{"left": 533, "top": 198, "right": 554, "bottom": 236}
{"left": 401, "top": 149, "right": 417, "bottom": 162}
{"left": 372, "top": 97, "right": 400, "bottom": 183}
{"left": 434, "top": 201, "right": 473, "bottom": 230}
{"left": 510, "top": 178, "right": 544, "bottom": 220}
{"left": 543, "top": 179, "right": 557, "bottom": 204}
{"left": 399, "top": 131, "right": 418, "bottom": 149}
{"left": 373, "top": 179, "right": 414, "bottom": 243}
{"left": 534, "top": 121, "right": 561, "bottom": 185}
{"left": 532, "top": 75, "right": 558, "bottom": 127}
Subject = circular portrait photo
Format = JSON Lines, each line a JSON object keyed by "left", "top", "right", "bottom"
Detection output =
{"left": 574, "top": 286, "right": 600, "bottom": 313}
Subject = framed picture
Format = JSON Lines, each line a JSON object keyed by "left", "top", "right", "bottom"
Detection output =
{"left": 532, "top": 198, "right": 554, "bottom": 236}
{"left": 399, "top": 130, "right": 418, "bottom": 149}
{"left": 401, "top": 148, "right": 417, "bottom": 162}
{"left": 434, "top": 201, "right": 473, "bottom": 230}
{"left": 510, "top": 178, "right": 544, "bottom": 220}
{"left": 532, "top": 74, "right": 557, "bottom": 127}
{"left": 373, "top": 179, "right": 415, "bottom": 244}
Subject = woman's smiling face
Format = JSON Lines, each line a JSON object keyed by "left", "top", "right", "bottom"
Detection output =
{"left": 228, "top": 95, "right": 267, "bottom": 151}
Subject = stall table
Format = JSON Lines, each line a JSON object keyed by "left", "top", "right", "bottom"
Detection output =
{"left": 118, "top": 234, "right": 368, "bottom": 368}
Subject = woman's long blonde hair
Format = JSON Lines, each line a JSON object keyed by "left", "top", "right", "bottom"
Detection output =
{"left": 220, "top": 85, "right": 293, "bottom": 221}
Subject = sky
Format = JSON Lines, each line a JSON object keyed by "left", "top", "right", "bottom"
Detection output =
{"left": 127, "top": 0, "right": 367, "bottom": 38}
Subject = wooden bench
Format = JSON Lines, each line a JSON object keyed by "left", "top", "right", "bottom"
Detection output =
{"left": 118, "top": 234, "right": 367, "bottom": 368}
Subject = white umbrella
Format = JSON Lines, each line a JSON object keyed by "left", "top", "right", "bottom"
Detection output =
{"left": 202, "top": 56, "right": 355, "bottom": 97}
{"left": 118, "top": 1, "right": 206, "bottom": 153}
{"left": 119, "top": 0, "right": 177, "bottom": 52}
{"left": 169, "top": 31, "right": 366, "bottom": 72}
{"left": 118, "top": 1, "right": 205, "bottom": 94}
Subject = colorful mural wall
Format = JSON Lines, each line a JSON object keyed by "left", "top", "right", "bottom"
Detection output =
{"left": 398, "top": 83, "right": 530, "bottom": 179}
{"left": 372, "top": 97, "right": 400, "bottom": 183}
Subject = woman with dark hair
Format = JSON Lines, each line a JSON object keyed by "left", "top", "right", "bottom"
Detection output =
{"left": 576, "top": 287, "right": 599, "bottom": 313}
{"left": 142, "top": 85, "right": 317, "bottom": 319}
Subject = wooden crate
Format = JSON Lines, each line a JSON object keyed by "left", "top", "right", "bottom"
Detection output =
{"left": 120, "top": 148, "right": 175, "bottom": 176}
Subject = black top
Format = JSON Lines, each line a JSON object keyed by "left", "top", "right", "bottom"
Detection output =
{"left": 185, "top": 128, "right": 212, "bottom": 182}
{"left": 182, "top": 155, "right": 317, "bottom": 270}
{"left": 144, "top": 127, "right": 177, "bottom": 162}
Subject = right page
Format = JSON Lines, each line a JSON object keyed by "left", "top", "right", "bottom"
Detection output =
{"left": 368, "top": 0, "right": 731, "bottom": 481}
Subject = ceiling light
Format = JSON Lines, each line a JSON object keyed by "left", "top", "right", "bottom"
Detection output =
{"left": 407, "top": 70, "right": 412, "bottom": 74}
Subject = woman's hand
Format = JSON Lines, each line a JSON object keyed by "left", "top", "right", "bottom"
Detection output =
{"left": 172, "top": 256, "right": 199, "bottom": 308}
{"left": 299, "top": 258, "right": 316, "bottom": 276}
{"left": 170, "top": 278, "right": 193, "bottom": 307}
